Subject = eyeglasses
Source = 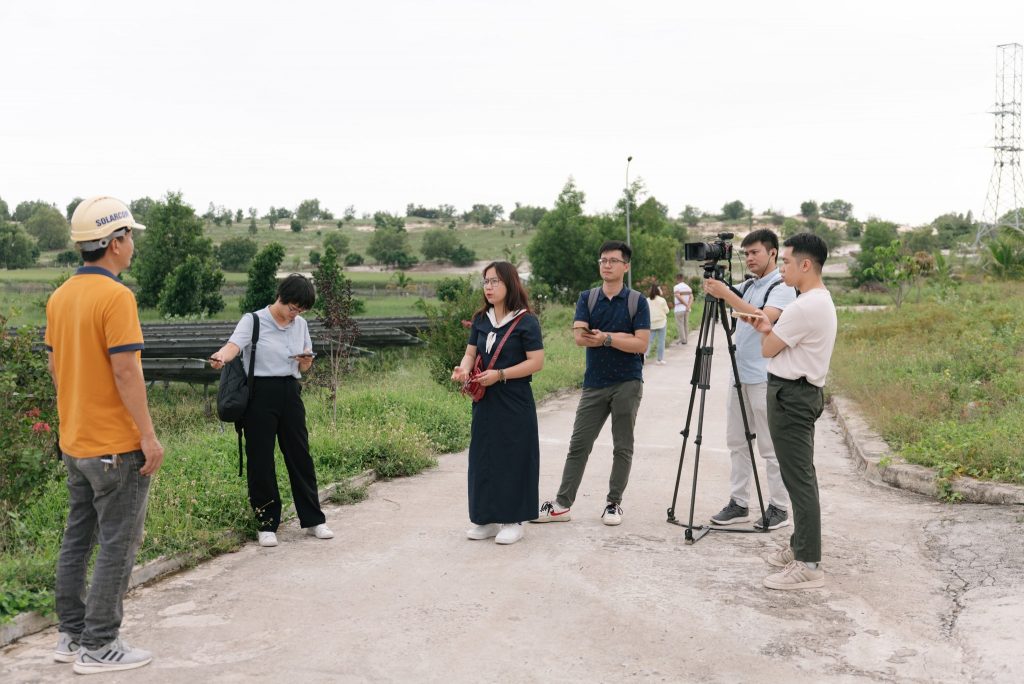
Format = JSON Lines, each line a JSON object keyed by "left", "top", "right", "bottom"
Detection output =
{"left": 598, "top": 258, "right": 628, "bottom": 266}
{"left": 481, "top": 278, "right": 502, "bottom": 288}
{"left": 286, "top": 304, "right": 307, "bottom": 315}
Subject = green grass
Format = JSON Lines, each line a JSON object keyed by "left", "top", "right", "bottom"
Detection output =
{"left": 0, "top": 305, "right": 587, "bottom": 621}
{"left": 829, "top": 279, "right": 1024, "bottom": 486}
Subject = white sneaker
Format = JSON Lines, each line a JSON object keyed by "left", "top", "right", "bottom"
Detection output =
{"left": 495, "top": 523, "right": 524, "bottom": 545}
{"left": 306, "top": 523, "right": 334, "bottom": 539}
{"left": 656, "top": 360, "right": 666, "bottom": 365}
{"left": 602, "top": 502, "right": 623, "bottom": 526}
{"left": 530, "top": 500, "right": 572, "bottom": 523}
{"left": 467, "top": 523, "right": 500, "bottom": 540}
{"left": 258, "top": 531, "right": 278, "bottom": 547}
{"left": 54, "top": 632, "right": 81, "bottom": 663}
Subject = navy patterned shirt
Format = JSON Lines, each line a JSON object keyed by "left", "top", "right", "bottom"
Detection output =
{"left": 573, "top": 287, "right": 651, "bottom": 389}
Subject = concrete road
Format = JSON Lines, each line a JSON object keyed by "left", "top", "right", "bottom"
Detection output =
{"left": 3, "top": 339, "right": 1023, "bottom": 683}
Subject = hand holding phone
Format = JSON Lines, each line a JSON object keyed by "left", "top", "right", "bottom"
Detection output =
{"left": 731, "top": 311, "right": 765, "bottom": 321}
{"left": 290, "top": 352, "right": 316, "bottom": 359}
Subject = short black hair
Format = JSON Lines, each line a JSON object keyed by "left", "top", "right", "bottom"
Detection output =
{"left": 783, "top": 233, "right": 828, "bottom": 271}
{"left": 80, "top": 246, "right": 107, "bottom": 263}
{"left": 277, "top": 273, "right": 316, "bottom": 309}
{"left": 741, "top": 228, "right": 779, "bottom": 253}
{"left": 599, "top": 240, "right": 631, "bottom": 262}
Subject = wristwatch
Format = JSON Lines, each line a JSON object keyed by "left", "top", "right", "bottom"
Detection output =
{"left": 603, "top": 334, "right": 612, "bottom": 348}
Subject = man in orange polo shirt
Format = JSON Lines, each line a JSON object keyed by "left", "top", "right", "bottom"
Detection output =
{"left": 45, "top": 196, "right": 164, "bottom": 674}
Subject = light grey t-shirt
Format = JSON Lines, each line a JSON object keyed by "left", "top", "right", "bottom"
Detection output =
{"left": 228, "top": 307, "right": 312, "bottom": 379}
{"left": 734, "top": 269, "right": 797, "bottom": 385}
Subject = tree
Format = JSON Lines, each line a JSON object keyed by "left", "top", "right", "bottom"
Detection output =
{"left": 527, "top": 178, "right": 603, "bottom": 298}
{"left": 24, "top": 206, "right": 70, "bottom": 250}
{"left": 296, "top": 199, "right": 323, "bottom": 222}
{"left": 800, "top": 200, "right": 819, "bottom": 219}
{"left": 343, "top": 205, "right": 356, "bottom": 222}
{"left": 932, "top": 212, "right": 974, "bottom": 249}
{"left": 630, "top": 196, "right": 672, "bottom": 237}
{"left": 368, "top": 215, "right": 417, "bottom": 268}
{"left": 510, "top": 203, "right": 548, "bottom": 228}
{"left": 216, "top": 236, "right": 259, "bottom": 271}
{"left": 132, "top": 192, "right": 217, "bottom": 309}
{"left": 129, "top": 197, "right": 156, "bottom": 225}
{"left": 12, "top": 200, "right": 52, "bottom": 223}
{"left": 0, "top": 196, "right": 9, "bottom": 221}
{"left": 720, "top": 200, "right": 746, "bottom": 221}
{"left": 311, "top": 245, "right": 359, "bottom": 425}
{"left": 240, "top": 243, "right": 285, "bottom": 312}
{"left": 66, "top": 197, "right": 84, "bottom": 221}
{"left": 421, "top": 228, "right": 460, "bottom": 261}
{"left": 820, "top": 199, "right": 853, "bottom": 221}
{"left": 290, "top": 218, "right": 303, "bottom": 232}
{"left": 322, "top": 232, "right": 350, "bottom": 256}
{"left": 373, "top": 211, "right": 405, "bottom": 232}
{"left": 158, "top": 255, "right": 225, "bottom": 317}
{"left": 462, "top": 204, "right": 503, "bottom": 225}
{"left": 344, "top": 253, "right": 364, "bottom": 266}
{"left": 851, "top": 220, "right": 900, "bottom": 285}
{"left": 309, "top": 250, "right": 321, "bottom": 266}
{"left": 450, "top": 243, "right": 476, "bottom": 266}
{"left": 235, "top": 208, "right": 243, "bottom": 224}
{"left": 846, "top": 218, "right": 864, "bottom": 240}
{"left": 630, "top": 232, "right": 678, "bottom": 287}
{"left": 55, "top": 250, "right": 80, "bottom": 266}
{"left": 0, "top": 222, "right": 39, "bottom": 269}
{"left": 679, "top": 205, "right": 703, "bottom": 227}
{"left": 862, "top": 241, "right": 919, "bottom": 308}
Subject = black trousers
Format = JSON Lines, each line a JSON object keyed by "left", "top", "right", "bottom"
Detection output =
{"left": 243, "top": 377, "right": 325, "bottom": 532}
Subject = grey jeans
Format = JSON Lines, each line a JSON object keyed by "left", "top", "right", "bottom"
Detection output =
{"left": 556, "top": 380, "right": 643, "bottom": 508}
{"left": 56, "top": 451, "right": 151, "bottom": 650}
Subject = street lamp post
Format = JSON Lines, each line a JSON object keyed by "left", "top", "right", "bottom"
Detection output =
{"left": 625, "top": 155, "right": 633, "bottom": 290}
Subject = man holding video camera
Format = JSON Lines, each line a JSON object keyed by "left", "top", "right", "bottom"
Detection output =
{"left": 702, "top": 229, "right": 796, "bottom": 531}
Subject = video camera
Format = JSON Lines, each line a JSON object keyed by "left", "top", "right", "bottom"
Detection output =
{"left": 684, "top": 232, "right": 734, "bottom": 262}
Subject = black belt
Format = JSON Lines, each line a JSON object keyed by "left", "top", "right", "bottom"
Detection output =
{"left": 768, "top": 373, "right": 811, "bottom": 385}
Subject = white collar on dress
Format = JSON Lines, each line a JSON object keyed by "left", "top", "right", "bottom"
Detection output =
{"left": 484, "top": 308, "right": 525, "bottom": 354}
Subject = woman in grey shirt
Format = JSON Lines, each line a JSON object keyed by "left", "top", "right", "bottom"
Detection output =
{"left": 210, "top": 274, "right": 333, "bottom": 547}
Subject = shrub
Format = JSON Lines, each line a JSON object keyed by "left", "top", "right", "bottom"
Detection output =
{"left": 417, "top": 276, "right": 480, "bottom": 386}
{"left": 344, "top": 253, "right": 364, "bottom": 267}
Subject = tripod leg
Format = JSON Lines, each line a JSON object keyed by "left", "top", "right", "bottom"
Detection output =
{"left": 717, "top": 298, "right": 769, "bottom": 531}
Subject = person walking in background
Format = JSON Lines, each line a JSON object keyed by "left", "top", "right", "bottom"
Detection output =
{"left": 751, "top": 233, "right": 838, "bottom": 590}
{"left": 47, "top": 196, "right": 164, "bottom": 674}
{"left": 702, "top": 229, "right": 796, "bottom": 531}
{"left": 532, "top": 240, "right": 650, "bottom": 527}
{"left": 209, "top": 274, "right": 334, "bottom": 548}
{"left": 645, "top": 283, "right": 671, "bottom": 365}
{"left": 673, "top": 272, "right": 693, "bottom": 345}
{"left": 452, "top": 262, "right": 544, "bottom": 545}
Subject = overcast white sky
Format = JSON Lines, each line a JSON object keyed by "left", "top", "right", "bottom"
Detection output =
{"left": 2, "top": 1, "right": 1022, "bottom": 226}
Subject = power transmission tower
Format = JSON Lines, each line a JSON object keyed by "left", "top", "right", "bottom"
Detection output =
{"left": 978, "top": 43, "right": 1024, "bottom": 244}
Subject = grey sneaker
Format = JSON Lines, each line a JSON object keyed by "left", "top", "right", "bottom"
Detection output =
{"left": 763, "top": 545, "right": 795, "bottom": 568}
{"left": 763, "top": 560, "right": 825, "bottom": 590}
{"left": 54, "top": 632, "right": 81, "bottom": 663}
{"left": 753, "top": 504, "right": 791, "bottom": 530}
{"left": 710, "top": 499, "right": 750, "bottom": 525}
{"left": 72, "top": 638, "right": 153, "bottom": 674}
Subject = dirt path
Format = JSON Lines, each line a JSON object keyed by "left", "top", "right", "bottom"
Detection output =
{"left": 3, "top": 342, "right": 1022, "bottom": 682}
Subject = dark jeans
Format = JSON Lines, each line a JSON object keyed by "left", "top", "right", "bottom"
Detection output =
{"left": 56, "top": 451, "right": 151, "bottom": 650}
{"left": 556, "top": 380, "right": 643, "bottom": 508}
{"left": 767, "top": 375, "right": 825, "bottom": 563}
{"left": 243, "top": 377, "right": 325, "bottom": 532}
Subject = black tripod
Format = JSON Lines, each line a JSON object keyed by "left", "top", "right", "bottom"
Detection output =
{"left": 666, "top": 264, "right": 769, "bottom": 544}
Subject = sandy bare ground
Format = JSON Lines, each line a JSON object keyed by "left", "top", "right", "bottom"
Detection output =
{"left": 2, "top": 343, "right": 1022, "bottom": 682}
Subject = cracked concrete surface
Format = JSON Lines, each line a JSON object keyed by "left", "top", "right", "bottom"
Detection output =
{"left": 2, "top": 341, "right": 1022, "bottom": 682}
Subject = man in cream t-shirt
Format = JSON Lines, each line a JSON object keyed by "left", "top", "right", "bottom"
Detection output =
{"left": 751, "top": 232, "right": 837, "bottom": 591}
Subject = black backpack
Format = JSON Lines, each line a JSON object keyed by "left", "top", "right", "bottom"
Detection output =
{"left": 216, "top": 312, "right": 259, "bottom": 476}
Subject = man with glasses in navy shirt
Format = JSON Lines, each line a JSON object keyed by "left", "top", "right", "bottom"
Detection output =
{"left": 532, "top": 241, "right": 650, "bottom": 526}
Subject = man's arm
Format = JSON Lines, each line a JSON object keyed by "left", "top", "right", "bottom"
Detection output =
{"left": 110, "top": 352, "right": 165, "bottom": 476}
{"left": 751, "top": 316, "right": 788, "bottom": 357}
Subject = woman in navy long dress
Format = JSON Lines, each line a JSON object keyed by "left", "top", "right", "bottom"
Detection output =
{"left": 451, "top": 261, "right": 544, "bottom": 545}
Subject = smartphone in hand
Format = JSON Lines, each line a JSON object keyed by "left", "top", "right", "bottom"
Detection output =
{"left": 290, "top": 352, "right": 317, "bottom": 359}
{"left": 731, "top": 311, "right": 765, "bottom": 321}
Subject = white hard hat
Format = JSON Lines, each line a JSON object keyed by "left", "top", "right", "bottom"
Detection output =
{"left": 70, "top": 196, "right": 146, "bottom": 250}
